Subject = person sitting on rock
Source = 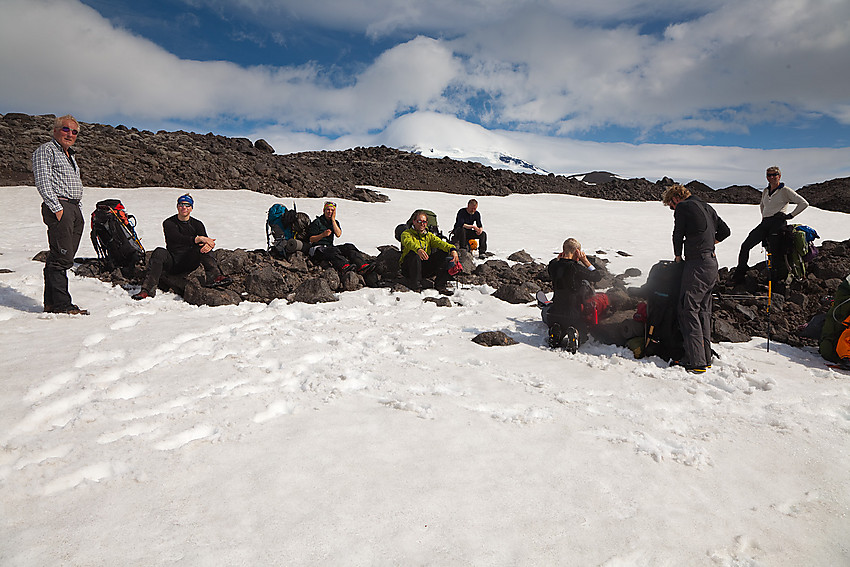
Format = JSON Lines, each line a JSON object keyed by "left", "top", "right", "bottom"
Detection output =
{"left": 399, "top": 211, "right": 460, "bottom": 295}
{"left": 452, "top": 198, "right": 488, "bottom": 255}
{"left": 539, "top": 238, "right": 602, "bottom": 351}
{"left": 132, "top": 194, "right": 231, "bottom": 300}
{"left": 307, "top": 201, "right": 372, "bottom": 274}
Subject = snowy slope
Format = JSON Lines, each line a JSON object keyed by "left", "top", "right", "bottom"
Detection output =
{"left": 1, "top": 185, "right": 848, "bottom": 566}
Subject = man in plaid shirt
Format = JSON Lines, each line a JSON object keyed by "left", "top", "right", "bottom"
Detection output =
{"left": 33, "top": 115, "right": 88, "bottom": 315}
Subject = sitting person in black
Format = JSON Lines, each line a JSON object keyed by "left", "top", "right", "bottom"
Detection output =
{"left": 132, "top": 194, "right": 230, "bottom": 300}
{"left": 541, "top": 238, "right": 602, "bottom": 349}
{"left": 307, "top": 201, "right": 371, "bottom": 274}
{"left": 452, "top": 199, "right": 487, "bottom": 254}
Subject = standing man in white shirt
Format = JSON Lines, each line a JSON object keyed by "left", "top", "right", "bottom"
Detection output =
{"left": 731, "top": 166, "right": 808, "bottom": 284}
{"left": 33, "top": 115, "right": 88, "bottom": 315}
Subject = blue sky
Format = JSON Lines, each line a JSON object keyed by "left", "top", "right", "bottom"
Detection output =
{"left": 2, "top": 0, "right": 850, "bottom": 188}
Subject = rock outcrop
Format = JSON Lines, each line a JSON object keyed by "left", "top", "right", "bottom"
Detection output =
{"left": 6, "top": 112, "right": 848, "bottom": 210}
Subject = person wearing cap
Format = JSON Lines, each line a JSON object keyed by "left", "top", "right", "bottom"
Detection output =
{"left": 731, "top": 166, "right": 809, "bottom": 284}
{"left": 452, "top": 198, "right": 488, "bottom": 255}
{"left": 663, "top": 184, "right": 731, "bottom": 374}
{"left": 132, "top": 194, "right": 231, "bottom": 300}
{"left": 307, "top": 201, "right": 373, "bottom": 275}
{"left": 33, "top": 114, "right": 88, "bottom": 315}
{"left": 399, "top": 211, "right": 460, "bottom": 295}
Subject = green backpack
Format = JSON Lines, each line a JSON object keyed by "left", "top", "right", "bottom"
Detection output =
{"left": 819, "top": 273, "right": 850, "bottom": 363}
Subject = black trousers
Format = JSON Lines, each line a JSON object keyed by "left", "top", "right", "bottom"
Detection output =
{"left": 142, "top": 247, "right": 221, "bottom": 296}
{"left": 41, "top": 201, "right": 84, "bottom": 309}
{"left": 679, "top": 253, "right": 718, "bottom": 368}
{"left": 736, "top": 213, "right": 786, "bottom": 270}
{"left": 454, "top": 228, "right": 487, "bottom": 253}
{"left": 310, "top": 243, "right": 368, "bottom": 271}
{"left": 402, "top": 249, "right": 450, "bottom": 289}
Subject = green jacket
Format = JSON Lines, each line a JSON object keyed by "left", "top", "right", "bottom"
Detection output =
{"left": 399, "top": 228, "right": 455, "bottom": 265}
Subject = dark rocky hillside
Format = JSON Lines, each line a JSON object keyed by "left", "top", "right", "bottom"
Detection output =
{"left": 6, "top": 112, "right": 847, "bottom": 211}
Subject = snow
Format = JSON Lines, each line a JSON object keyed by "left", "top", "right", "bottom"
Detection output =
{"left": 1, "top": 185, "right": 849, "bottom": 566}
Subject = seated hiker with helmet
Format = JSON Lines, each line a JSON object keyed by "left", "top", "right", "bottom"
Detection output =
{"left": 400, "top": 211, "right": 461, "bottom": 295}
{"left": 539, "top": 238, "right": 602, "bottom": 351}
{"left": 132, "top": 194, "right": 231, "bottom": 300}
{"left": 307, "top": 201, "right": 372, "bottom": 274}
{"left": 452, "top": 198, "right": 488, "bottom": 255}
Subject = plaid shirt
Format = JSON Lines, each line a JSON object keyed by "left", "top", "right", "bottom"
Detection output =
{"left": 32, "top": 139, "right": 83, "bottom": 213}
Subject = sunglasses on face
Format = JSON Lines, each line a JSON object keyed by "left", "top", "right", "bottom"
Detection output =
{"left": 60, "top": 126, "right": 79, "bottom": 135}
{"left": 177, "top": 203, "right": 193, "bottom": 208}
{"left": 767, "top": 173, "right": 780, "bottom": 177}
{"left": 416, "top": 219, "right": 428, "bottom": 224}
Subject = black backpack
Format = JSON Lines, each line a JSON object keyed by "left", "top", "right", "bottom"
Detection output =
{"left": 641, "top": 260, "right": 685, "bottom": 362}
{"left": 90, "top": 199, "right": 145, "bottom": 269}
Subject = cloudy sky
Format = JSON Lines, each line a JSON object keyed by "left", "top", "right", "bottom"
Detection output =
{"left": 2, "top": 0, "right": 849, "bottom": 187}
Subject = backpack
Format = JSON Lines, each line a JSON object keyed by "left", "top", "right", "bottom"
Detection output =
{"left": 786, "top": 224, "right": 819, "bottom": 279}
{"left": 583, "top": 292, "right": 610, "bottom": 326}
{"left": 639, "top": 260, "right": 685, "bottom": 362}
{"left": 394, "top": 209, "right": 445, "bottom": 242}
{"left": 819, "top": 273, "right": 850, "bottom": 363}
{"left": 90, "top": 199, "right": 145, "bottom": 270}
{"left": 266, "top": 203, "right": 310, "bottom": 258}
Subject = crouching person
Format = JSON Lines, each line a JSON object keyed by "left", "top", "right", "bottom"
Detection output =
{"left": 400, "top": 211, "right": 460, "bottom": 295}
{"left": 540, "top": 238, "right": 602, "bottom": 351}
{"left": 132, "top": 194, "right": 231, "bottom": 300}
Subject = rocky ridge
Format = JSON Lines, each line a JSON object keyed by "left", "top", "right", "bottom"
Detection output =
{"left": 4, "top": 113, "right": 849, "bottom": 211}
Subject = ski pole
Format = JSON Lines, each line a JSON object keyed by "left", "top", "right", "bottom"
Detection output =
{"left": 766, "top": 248, "right": 772, "bottom": 352}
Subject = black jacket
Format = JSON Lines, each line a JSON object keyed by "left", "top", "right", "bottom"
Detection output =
{"left": 672, "top": 196, "right": 731, "bottom": 259}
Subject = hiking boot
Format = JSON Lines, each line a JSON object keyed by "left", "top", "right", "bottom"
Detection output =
{"left": 837, "top": 358, "right": 850, "bottom": 371}
{"left": 207, "top": 275, "right": 232, "bottom": 288}
{"left": 48, "top": 304, "right": 89, "bottom": 315}
{"left": 132, "top": 290, "right": 150, "bottom": 301}
{"left": 357, "top": 263, "right": 375, "bottom": 275}
{"left": 685, "top": 365, "right": 707, "bottom": 374}
{"left": 548, "top": 323, "right": 564, "bottom": 349}
{"left": 436, "top": 285, "right": 454, "bottom": 296}
{"left": 731, "top": 267, "right": 746, "bottom": 284}
{"left": 564, "top": 326, "right": 580, "bottom": 354}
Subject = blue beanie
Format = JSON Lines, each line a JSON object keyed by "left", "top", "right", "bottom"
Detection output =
{"left": 177, "top": 194, "right": 194, "bottom": 206}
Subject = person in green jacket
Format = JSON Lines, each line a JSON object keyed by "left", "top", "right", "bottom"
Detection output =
{"left": 400, "top": 211, "right": 460, "bottom": 294}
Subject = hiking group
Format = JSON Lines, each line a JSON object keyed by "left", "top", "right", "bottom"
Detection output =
{"left": 32, "top": 115, "right": 847, "bottom": 370}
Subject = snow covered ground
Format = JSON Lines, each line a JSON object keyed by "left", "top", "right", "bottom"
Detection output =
{"left": 1, "top": 185, "right": 848, "bottom": 566}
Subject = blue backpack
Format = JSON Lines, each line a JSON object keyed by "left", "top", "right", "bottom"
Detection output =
{"left": 267, "top": 203, "right": 297, "bottom": 241}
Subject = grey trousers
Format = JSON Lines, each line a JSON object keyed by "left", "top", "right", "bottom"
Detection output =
{"left": 678, "top": 253, "right": 718, "bottom": 367}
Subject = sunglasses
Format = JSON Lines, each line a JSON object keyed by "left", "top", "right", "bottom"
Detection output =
{"left": 60, "top": 126, "right": 79, "bottom": 135}
{"left": 415, "top": 219, "right": 428, "bottom": 224}
{"left": 177, "top": 203, "right": 193, "bottom": 208}
{"left": 766, "top": 173, "right": 780, "bottom": 177}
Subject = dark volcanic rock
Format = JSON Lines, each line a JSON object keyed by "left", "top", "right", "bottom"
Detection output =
{"left": 7, "top": 112, "right": 839, "bottom": 208}
{"left": 472, "top": 331, "right": 518, "bottom": 347}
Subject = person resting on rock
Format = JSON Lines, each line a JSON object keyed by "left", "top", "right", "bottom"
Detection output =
{"left": 132, "top": 194, "right": 231, "bottom": 300}
{"left": 538, "top": 237, "right": 602, "bottom": 351}
{"left": 399, "top": 211, "right": 460, "bottom": 295}
{"left": 307, "top": 201, "right": 373, "bottom": 275}
{"left": 452, "top": 198, "right": 488, "bottom": 256}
